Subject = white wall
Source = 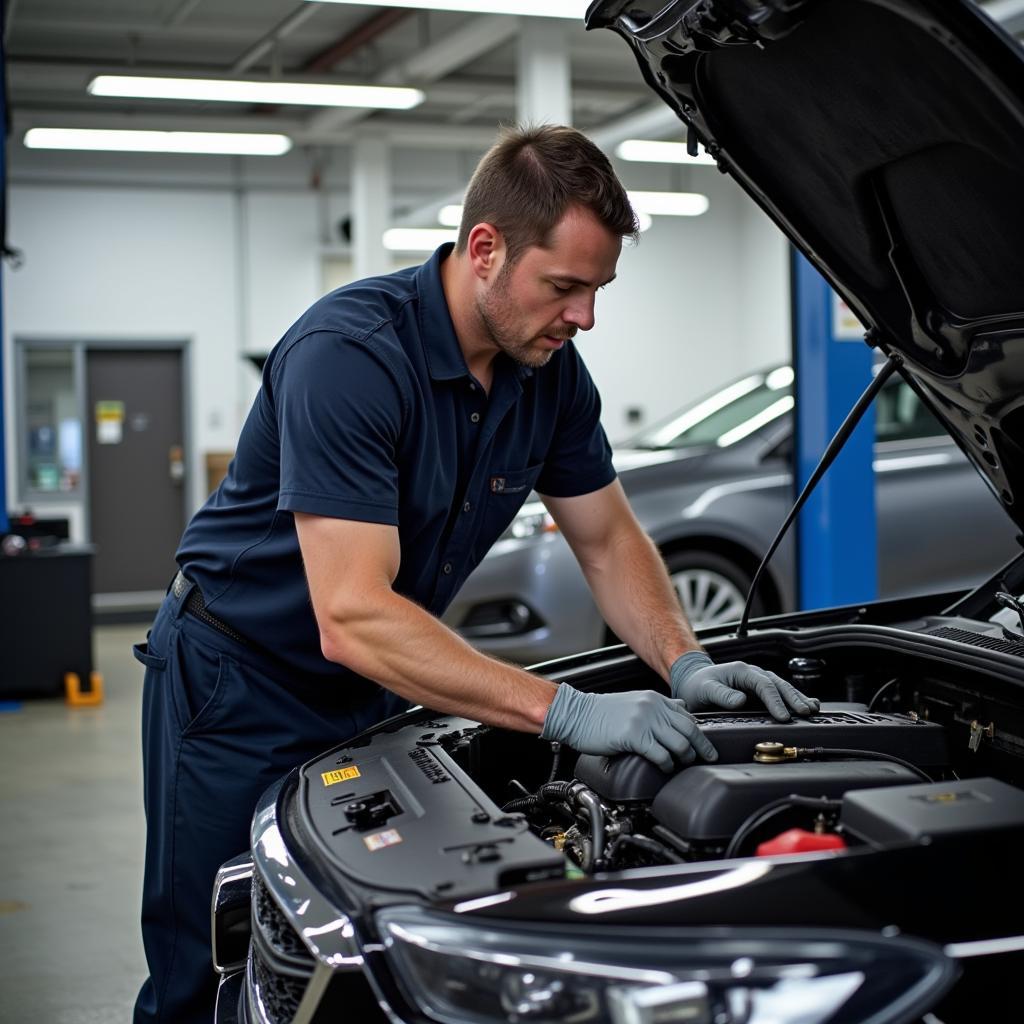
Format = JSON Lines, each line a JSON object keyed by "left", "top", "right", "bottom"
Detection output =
{"left": 584, "top": 169, "right": 756, "bottom": 442}
{"left": 736, "top": 191, "right": 792, "bottom": 373}
{"left": 3, "top": 151, "right": 791, "bottom": 540}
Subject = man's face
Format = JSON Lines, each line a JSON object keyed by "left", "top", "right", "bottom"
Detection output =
{"left": 476, "top": 206, "right": 622, "bottom": 368}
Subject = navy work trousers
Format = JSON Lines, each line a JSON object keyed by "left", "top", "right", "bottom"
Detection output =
{"left": 132, "top": 579, "right": 406, "bottom": 1024}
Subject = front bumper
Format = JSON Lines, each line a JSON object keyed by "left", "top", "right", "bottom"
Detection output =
{"left": 212, "top": 774, "right": 383, "bottom": 1024}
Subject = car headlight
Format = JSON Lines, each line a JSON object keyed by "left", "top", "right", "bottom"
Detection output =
{"left": 500, "top": 501, "right": 558, "bottom": 541}
{"left": 377, "top": 906, "right": 957, "bottom": 1024}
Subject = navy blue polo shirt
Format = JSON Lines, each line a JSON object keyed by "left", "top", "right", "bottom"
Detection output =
{"left": 176, "top": 244, "right": 616, "bottom": 682}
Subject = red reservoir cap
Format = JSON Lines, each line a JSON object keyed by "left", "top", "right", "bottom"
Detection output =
{"left": 756, "top": 827, "right": 847, "bottom": 857}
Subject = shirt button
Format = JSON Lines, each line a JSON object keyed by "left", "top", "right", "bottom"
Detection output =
{"left": 463, "top": 501, "right": 471, "bottom": 513}
{"left": 470, "top": 412, "right": 481, "bottom": 423}
{"left": 442, "top": 562, "right": 453, "bottom": 575}
{"left": 469, "top": 382, "right": 477, "bottom": 391}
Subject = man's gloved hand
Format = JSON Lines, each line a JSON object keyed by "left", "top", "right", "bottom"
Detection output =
{"left": 541, "top": 683, "right": 718, "bottom": 773}
{"left": 669, "top": 651, "right": 820, "bottom": 722}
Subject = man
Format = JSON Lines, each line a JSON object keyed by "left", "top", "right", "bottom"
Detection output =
{"left": 133, "top": 124, "right": 817, "bottom": 1023}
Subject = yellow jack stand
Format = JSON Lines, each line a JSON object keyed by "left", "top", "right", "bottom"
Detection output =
{"left": 65, "top": 671, "right": 105, "bottom": 707}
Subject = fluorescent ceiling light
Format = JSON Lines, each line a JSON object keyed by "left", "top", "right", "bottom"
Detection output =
{"left": 384, "top": 228, "right": 457, "bottom": 252}
{"left": 24, "top": 127, "right": 292, "bottom": 156}
{"left": 628, "top": 190, "right": 710, "bottom": 217}
{"left": 307, "top": 0, "right": 588, "bottom": 17}
{"left": 89, "top": 75, "right": 423, "bottom": 110}
{"left": 438, "top": 203, "right": 652, "bottom": 233}
{"left": 616, "top": 139, "right": 717, "bottom": 166}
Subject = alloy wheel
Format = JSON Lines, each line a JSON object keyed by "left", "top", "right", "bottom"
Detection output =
{"left": 671, "top": 567, "right": 748, "bottom": 628}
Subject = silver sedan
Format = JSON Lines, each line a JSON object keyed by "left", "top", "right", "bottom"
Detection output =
{"left": 443, "top": 366, "right": 1018, "bottom": 663}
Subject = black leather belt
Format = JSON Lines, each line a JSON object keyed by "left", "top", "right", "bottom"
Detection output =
{"left": 172, "top": 570, "right": 250, "bottom": 647}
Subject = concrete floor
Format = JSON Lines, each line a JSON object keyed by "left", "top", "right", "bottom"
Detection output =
{"left": 0, "top": 626, "right": 150, "bottom": 1023}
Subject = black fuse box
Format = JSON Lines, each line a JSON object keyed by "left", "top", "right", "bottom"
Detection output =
{"left": 841, "top": 777, "right": 1024, "bottom": 846}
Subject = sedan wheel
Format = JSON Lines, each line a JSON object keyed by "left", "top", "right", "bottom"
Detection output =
{"left": 669, "top": 559, "right": 751, "bottom": 629}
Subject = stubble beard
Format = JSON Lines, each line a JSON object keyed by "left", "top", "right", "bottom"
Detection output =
{"left": 477, "top": 265, "right": 574, "bottom": 369}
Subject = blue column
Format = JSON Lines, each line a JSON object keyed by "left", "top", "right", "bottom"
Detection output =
{"left": 0, "top": 24, "right": 8, "bottom": 534}
{"left": 792, "top": 251, "right": 876, "bottom": 609}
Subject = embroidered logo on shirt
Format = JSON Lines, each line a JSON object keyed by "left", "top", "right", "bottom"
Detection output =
{"left": 491, "top": 476, "right": 528, "bottom": 494}
{"left": 321, "top": 766, "right": 361, "bottom": 786}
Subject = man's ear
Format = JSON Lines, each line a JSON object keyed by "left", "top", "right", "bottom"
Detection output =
{"left": 466, "top": 222, "right": 505, "bottom": 281}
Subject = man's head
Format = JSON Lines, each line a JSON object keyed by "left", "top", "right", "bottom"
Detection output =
{"left": 454, "top": 125, "right": 636, "bottom": 368}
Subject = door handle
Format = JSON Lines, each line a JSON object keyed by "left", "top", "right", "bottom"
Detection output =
{"left": 169, "top": 445, "right": 185, "bottom": 485}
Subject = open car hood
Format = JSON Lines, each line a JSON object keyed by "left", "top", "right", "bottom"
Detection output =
{"left": 587, "top": 0, "right": 1024, "bottom": 529}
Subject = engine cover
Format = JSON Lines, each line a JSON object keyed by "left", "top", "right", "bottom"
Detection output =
{"left": 692, "top": 707, "right": 948, "bottom": 769}
{"left": 651, "top": 760, "right": 921, "bottom": 843}
{"left": 573, "top": 707, "right": 947, "bottom": 806}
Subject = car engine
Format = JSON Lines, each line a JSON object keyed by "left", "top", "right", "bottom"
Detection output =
{"left": 299, "top": 627, "right": 1024, "bottom": 897}
{"left": 498, "top": 705, "right": 949, "bottom": 871}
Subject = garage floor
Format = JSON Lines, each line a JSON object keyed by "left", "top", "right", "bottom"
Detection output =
{"left": 0, "top": 626, "right": 150, "bottom": 1023}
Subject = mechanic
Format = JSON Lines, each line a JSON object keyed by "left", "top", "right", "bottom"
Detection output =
{"left": 132, "top": 124, "right": 819, "bottom": 1023}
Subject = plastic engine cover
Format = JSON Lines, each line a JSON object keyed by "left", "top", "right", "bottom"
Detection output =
{"left": 652, "top": 760, "right": 920, "bottom": 843}
{"left": 573, "top": 753, "right": 670, "bottom": 802}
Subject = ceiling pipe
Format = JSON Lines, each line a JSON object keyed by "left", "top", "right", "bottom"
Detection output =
{"left": 303, "top": 8, "right": 412, "bottom": 73}
{"left": 230, "top": 3, "right": 322, "bottom": 76}
{"left": 165, "top": 0, "right": 205, "bottom": 28}
{"left": 304, "top": 13, "right": 519, "bottom": 136}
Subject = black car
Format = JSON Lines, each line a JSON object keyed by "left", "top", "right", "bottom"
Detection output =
{"left": 212, "top": 2, "right": 1024, "bottom": 1022}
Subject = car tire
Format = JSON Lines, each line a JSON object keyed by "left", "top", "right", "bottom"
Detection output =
{"left": 602, "top": 549, "right": 766, "bottom": 648}
{"left": 663, "top": 550, "right": 763, "bottom": 630}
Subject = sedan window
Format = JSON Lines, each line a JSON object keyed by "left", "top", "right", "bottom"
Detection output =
{"left": 875, "top": 379, "right": 946, "bottom": 442}
{"left": 631, "top": 367, "right": 946, "bottom": 452}
{"left": 631, "top": 366, "right": 794, "bottom": 450}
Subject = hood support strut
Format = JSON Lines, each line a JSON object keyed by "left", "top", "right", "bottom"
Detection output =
{"left": 738, "top": 351, "right": 902, "bottom": 637}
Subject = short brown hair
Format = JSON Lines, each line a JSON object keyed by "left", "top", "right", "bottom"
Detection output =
{"left": 455, "top": 124, "right": 638, "bottom": 263}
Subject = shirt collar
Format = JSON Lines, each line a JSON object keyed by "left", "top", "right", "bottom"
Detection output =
{"left": 415, "top": 243, "right": 534, "bottom": 385}
{"left": 416, "top": 243, "right": 470, "bottom": 382}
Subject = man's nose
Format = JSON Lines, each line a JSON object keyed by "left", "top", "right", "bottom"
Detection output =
{"left": 562, "top": 294, "right": 596, "bottom": 332}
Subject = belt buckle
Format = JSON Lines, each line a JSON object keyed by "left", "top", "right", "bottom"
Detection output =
{"left": 172, "top": 571, "right": 189, "bottom": 600}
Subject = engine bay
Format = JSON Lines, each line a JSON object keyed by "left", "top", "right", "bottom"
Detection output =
{"left": 299, "top": 626, "right": 1024, "bottom": 894}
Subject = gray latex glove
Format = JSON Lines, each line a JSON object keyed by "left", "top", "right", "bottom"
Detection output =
{"left": 541, "top": 683, "right": 718, "bottom": 772}
{"left": 669, "top": 651, "right": 820, "bottom": 722}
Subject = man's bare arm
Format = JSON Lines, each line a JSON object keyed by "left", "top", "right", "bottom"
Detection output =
{"left": 541, "top": 480, "right": 700, "bottom": 679}
{"left": 294, "top": 512, "right": 556, "bottom": 732}
{"left": 543, "top": 482, "right": 818, "bottom": 722}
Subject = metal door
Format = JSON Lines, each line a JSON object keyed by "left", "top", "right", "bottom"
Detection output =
{"left": 86, "top": 348, "right": 186, "bottom": 596}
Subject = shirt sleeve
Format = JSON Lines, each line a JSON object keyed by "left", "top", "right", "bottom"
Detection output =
{"left": 272, "top": 331, "right": 404, "bottom": 524}
{"left": 535, "top": 343, "right": 617, "bottom": 498}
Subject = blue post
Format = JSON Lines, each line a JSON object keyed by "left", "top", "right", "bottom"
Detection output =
{"left": 0, "top": 22, "right": 7, "bottom": 534}
{"left": 792, "top": 251, "right": 876, "bottom": 609}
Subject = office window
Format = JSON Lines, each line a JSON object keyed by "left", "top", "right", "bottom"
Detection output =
{"left": 23, "top": 347, "right": 82, "bottom": 495}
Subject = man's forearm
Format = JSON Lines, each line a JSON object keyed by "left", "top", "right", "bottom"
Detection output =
{"left": 579, "top": 525, "right": 702, "bottom": 679}
{"left": 317, "top": 585, "right": 557, "bottom": 732}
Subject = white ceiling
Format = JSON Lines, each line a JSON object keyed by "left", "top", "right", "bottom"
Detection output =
{"left": 5, "top": 1, "right": 1022, "bottom": 205}
{"left": 5, "top": 0, "right": 657, "bottom": 150}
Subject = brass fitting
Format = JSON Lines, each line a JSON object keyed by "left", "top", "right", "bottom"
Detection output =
{"left": 753, "top": 741, "right": 799, "bottom": 763}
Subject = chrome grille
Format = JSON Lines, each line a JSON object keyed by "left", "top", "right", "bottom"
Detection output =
{"left": 250, "top": 944, "right": 308, "bottom": 1023}
{"left": 252, "top": 873, "right": 313, "bottom": 964}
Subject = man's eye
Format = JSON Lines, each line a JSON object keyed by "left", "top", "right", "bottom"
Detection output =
{"left": 551, "top": 282, "right": 570, "bottom": 293}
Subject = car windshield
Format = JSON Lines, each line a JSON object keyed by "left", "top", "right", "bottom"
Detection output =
{"left": 628, "top": 366, "right": 795, "bottom": 450}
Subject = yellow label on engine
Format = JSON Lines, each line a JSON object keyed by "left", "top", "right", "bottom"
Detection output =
{"left": 321, "top": 766, "right": 361, "bottom": 786}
